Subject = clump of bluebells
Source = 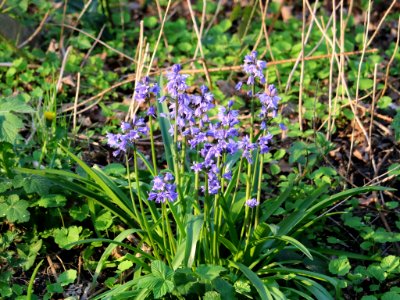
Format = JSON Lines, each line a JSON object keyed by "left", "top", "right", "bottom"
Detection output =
{"left": 106, "top": 50, "right": 283, "bottom": 266}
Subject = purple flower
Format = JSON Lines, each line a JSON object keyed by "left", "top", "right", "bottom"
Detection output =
{"left": 258, "top": 133, "right": 273, "bottom": 154}
{"left": 258, "top": 84, "right": 281, "bottom": 118}
{"left": 223, "top": 171, "right": 232, "bottom": 180}
{"left": 191, "top": 162, "right": 203, "bottom": 173}
{"left": 148, "top": 172, "right": 177, "bottom": 203}
{"left": 134, "top": 77, "right": 159, "bottom": 103}
{"left": 235, "top": 82, "right": 243, "bottom": 91}
{"left": 106, "top": 118, "right": 149, "bottom": 156}
{"left": 245, "top": 198, "right": 259, "bottom": 208}
{"left": 166, "top": 64, "right": 189, "bottom": 98}
{"left": 238, "top": 136, "right": 257, "bottom": 164}
{"left": 147, "top": 106, "right": 156, "bottom": 118}
{"left": 242, "top": 51, "right": 266, "bottom": 85}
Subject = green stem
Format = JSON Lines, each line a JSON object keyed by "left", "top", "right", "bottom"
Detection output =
{"left": 125, "top": 155, "right": 142, "bottom": 226}
{"left": 133, "top": 148, "right": 160, "bottom": 260}
{"left": 149, "top": 116, "right": 157, "bottom": 173}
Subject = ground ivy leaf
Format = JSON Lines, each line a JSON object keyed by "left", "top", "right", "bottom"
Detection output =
{"left": 329, "top": 256, "right": 351, "bottom": 276}
{"left": 69, "top": 204, "right": 89, "bottom": 221}
{"left": 58, "top": 270, "right": 77, "bottom": 286}
{"left": 94, "top": 210, "right": 113, "bottom": 231}
{"left": 0, "top": 194, "right": 30, "bottom": 223}
{"left": 54, "top": 226, "right": 82, "bottom": 249}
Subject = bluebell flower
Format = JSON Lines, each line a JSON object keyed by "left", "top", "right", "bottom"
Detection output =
{"left": 147, "top": 106, "right": 156, "bottom": 118}
{"left": 166, "top": 64, "right": 189, "bottom": 98}
{"left": 223, "top": 171, "right": 232, "bottom": 180}
{"left": 148, "top": 172, "right": 178, "bottom": 203}
{"left": 258, "top": 84, "right": 281, "bottom": 118}
{"left": 134, "top": 77, "right": 159, "bottom": 103}
{"left": 239, "top": 136, "right": 257, "bottom": 164}
{"left": 107, "top": 118, "right": 149, "bottom": 156}
{"left": 243, "top": 51, "right": 266, "bottom": 85}
{"left": 258, "top": 133, "right": 273, "bottom": 154}
{"left": 245, "top": 198, "right": 259, "bottom": 208}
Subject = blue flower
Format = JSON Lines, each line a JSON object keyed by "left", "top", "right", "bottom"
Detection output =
{"left": 243, "top": 51, "right": 266, "bottom": 85}
{"left": 134, "top": 77, "right": 159, "bottom": 103}
{"left": 245, "top": 198, "right": 259, "bottom": 208}
{"left": 148, "top": 172, "right": 177, "bottom": 203}
{"left": 106, "top": 118, "right": 149, "bottom": 156}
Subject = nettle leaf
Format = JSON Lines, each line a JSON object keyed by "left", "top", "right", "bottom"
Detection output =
{"left": 195, "top": 265, "right": 226, "bottom": 282}
{"left": 0, "top": 95, "right": 34, "bottom": 144}
{"left": 329, "top": 256, "right": 351, "bottom": 276}
{"left": 58, "top": 270, "right": 77, "bottom": 286}
{"left": 35, "top": 194, "right": 67, "bottom": 208}
{"left": 152, "top": 260, "right": 174, "bottom": 280}
{"left": 23, "top": 175, "right": 53, "bottom": 196}
{"left": 54, "top": 226, "right": 82, "bottom": 249}
{"left": 0, "top": 194, "right": 30, "bottom": 223}
{"left": 138, "top": 261, "right": 175, "bottom": 299}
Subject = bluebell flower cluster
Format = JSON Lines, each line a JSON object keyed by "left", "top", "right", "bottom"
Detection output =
{"left": 148, "top": 172, "right": 178, "bottom": 203}
{"left": 236, "top": 51, "right": 267, "bottom": 90}
{"left": 258, "top": 84, "right": 281, "bottom": 119}
{"left": 135, "top": 77, "right": 160, "bottom": 103}
{"left": 106, "top": 118, "right": 148, "bottom": 156}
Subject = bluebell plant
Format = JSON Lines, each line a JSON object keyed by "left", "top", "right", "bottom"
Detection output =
{"left": 107, "top": 51, "right": 283, "bottom": 265}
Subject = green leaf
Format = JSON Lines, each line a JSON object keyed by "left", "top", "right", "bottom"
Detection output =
{"left": 69, "top": 204, "right": 89, "bottom": 221}
{"left": 358, "top": 78, "right": 374, "bottom": 90}
{"left": 144, "top": 16, "right": 158, "bottom": 28}
{"left": 382, "top": 292, "right": 400, "bottom": 300}
{"left": 380, "top": 255, "right": 399, "bottom": 272}
{"left": 378, "top": 96, "right": 392, "bottom": 109}
{"left": 102, "top": 163, "right": 126, "bottom": 175}
{"left": 0, "top": 194, "right": 30, "bottom": 223}
{"left": 149, "top": 261, "right": 175, "bottom": 299}
{"left": 0, "top": 95, "right": 34, "bottom": 143}
{"left": 152, "top": 260, "right": 174, "bottom": 280}
{"left": 218, "top": 19, "right": 232, "bottom": 32}
{"left": 118, "top": 260, "right": 133, "bottom": 272}
{"left": 195, "top": 265, "right": 226, "bottom": 282}
{"left": 94, "top": 209, "right": 113, "bottom": 231}
{"left": 54, "top": 226, "right": 82, "bottom": 250}
{"left": 58, "top": 270, "right": 77, "bottom": 286}
{"left": 329, "top": 256, "right": 351, "bottom": 276}
{"left": 230, "top": 262, "right": 272, "bottom": 300}
{"left": 22, "top": 175, "right": 52, "bottom": 196}
{"left": 204, "top": 291, "right": 221, "bottom": 300}
{"left": 35, "top": 194, "right": 66, "bottom": 208}
{"left": 184, "top": 214, "right": 204, "bottom": 267}
{"left": 367, "top": 265, "right": 386, "bottom": 281}
{"left": 177, "top": 42, "right": 193, "bottom": 52}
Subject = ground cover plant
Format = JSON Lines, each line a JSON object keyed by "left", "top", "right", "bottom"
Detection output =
{"left": 0, "top": 0, "right": 399, "bottom": 299}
